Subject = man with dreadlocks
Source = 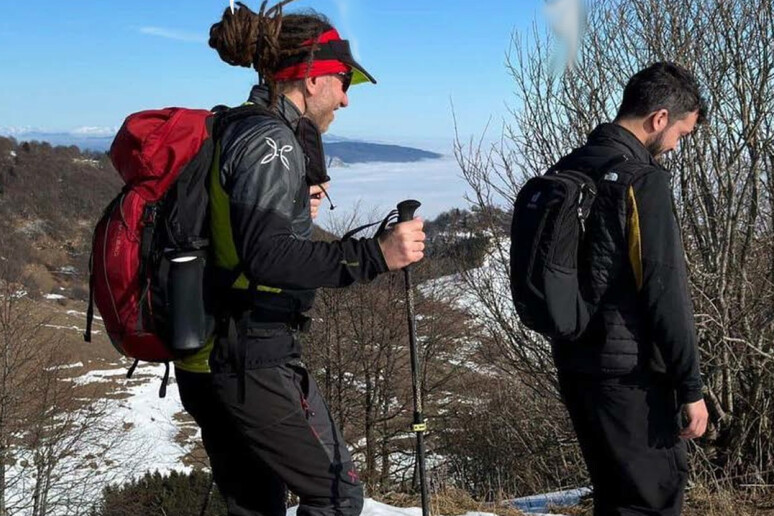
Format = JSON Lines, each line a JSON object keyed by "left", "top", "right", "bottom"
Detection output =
{"left": 173, "top": 2, "right": 425, "bottom": 515}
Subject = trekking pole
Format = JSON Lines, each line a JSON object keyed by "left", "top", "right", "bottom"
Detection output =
{"left": 396, "top": 199, "right": 430, "bottom": 516}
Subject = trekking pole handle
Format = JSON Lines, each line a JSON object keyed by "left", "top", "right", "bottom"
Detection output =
{"left": 397, "top": 199, "right": 421, "bottom": 223}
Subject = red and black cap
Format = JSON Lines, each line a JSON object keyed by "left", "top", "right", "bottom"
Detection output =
{"left": 273, "top": 29, "right": 376, "bottom": 86}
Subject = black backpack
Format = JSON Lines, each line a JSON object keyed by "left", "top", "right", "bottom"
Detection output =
{"left": 509, "top": 169, "right": 598, "bottom": 340}
{"left": 510, "top": 152, "right": 639, "bottom": 340}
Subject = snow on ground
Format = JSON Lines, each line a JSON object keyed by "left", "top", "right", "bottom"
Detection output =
{"left": 507, "top": 488, "right": 591, "bottom": 515}
{"left": 288, "top": 499, "right": 428, "bottom": 516}
{"left": 422, "top": 242, "right": 513, "bottom": 321}
{"left": 68, "top": 362, "right": 191, "bottom": 479}
{"left": 8, "top": 255, "right": 577, "bottom": 514}
{"left": 7, "top": 363, "right": 194, "bottom": 515}
{"left": 288, "top": 497, "right": 571, "bottom": 516}
{"left": 67, "top": 309, "right": 102, "bottom": 320}
{"left": 71, "top": 365, "right": 127, "bottom": 386}
{"left": 1, "top": 289, "right": 29, "bottom": 299}
{"left": 6, "top": 354, "right": 577, "bottom": 515}
{"left": 44, "top": 293, "right": 67, "bottom": 300}
{"left": 100, "top": 363, "right": 192, "bottom": 476}
{"left": 45, "top": 361, "right": 84, "bottom": 371}
{"left": 43, "top": 323, "right": 98, "bottom": 334}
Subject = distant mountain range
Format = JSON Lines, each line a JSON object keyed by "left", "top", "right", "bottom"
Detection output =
{"left": 324, "top": 141, "right": 441, "bottom": 164}
{"left": 1, "top": 130, "right": 443, "bottom": 165}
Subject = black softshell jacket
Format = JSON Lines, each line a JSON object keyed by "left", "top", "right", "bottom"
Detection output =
{"left": 552, "top": 124, "right": 703, "bottom": 404}
{"left": 216, "top": 85, "right": 388, "bottom": 313}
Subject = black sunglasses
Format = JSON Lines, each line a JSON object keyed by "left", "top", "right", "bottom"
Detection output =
{"left": 333, "top": 71, "right": 353, "bottom": 92}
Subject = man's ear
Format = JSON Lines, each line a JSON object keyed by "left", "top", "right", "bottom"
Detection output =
{"left": 649, "top": 109, "right": 670, "bottom": 132}
{"left": 304, "top": 75, "right": 322, "bottom": 96}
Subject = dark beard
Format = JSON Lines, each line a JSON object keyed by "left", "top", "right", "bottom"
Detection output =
{"left": 645, "top": 131, "right": 666, "bottom": 157}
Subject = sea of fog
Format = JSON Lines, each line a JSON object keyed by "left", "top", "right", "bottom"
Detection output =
{"left": 317, "top": 156, "right": 473, "bottom": 229}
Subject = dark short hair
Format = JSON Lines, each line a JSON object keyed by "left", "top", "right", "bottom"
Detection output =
{"left": 615, "top": 62, "right": 708, "bottom": 124}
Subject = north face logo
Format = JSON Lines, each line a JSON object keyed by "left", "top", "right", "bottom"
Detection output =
{"left": 526, "top": 191, "right": 542, "bottom": 209}
{"left": 604, "top": 171, "right": 619, "bottom": 182}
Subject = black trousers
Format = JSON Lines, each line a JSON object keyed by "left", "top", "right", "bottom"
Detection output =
{"left": 177, "top": 361, "right": 363, "bottom": 516}
{"left": 558, "top": 371, "right": 688, "bottom": 516}
{"left": 181, "top": 321, "right": 363, "bottom": 516}
{"left": 176, "top": 367, "right": 287, "bottom": 516}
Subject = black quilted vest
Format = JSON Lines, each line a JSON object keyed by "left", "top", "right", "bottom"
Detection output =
{"left": 551, "top": 124, "right": 660, "bottom": 375}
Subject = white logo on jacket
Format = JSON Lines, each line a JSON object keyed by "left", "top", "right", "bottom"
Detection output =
{"left": 261, "top": 137, "right": 293, "bottom": 170}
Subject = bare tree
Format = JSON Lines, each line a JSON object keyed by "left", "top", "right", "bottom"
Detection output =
{"left": 0, "top": 284, "right": 39, "bottom": 516}
{"left": 305, "top": 210, "right": 477, "bottom": 495}
{"left": 0, "top": 241, "right": 129, "bottom": 514}
{"left": 456, "top": 0, "right": 774, "bottom": 485}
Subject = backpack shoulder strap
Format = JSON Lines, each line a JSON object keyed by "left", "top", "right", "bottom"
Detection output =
{"left": 596, "top": 154, "right": 656, "bottom": 186}
{"left": 548, "top": 153, "right": 633, "bottom": 181}
{"left": 212, "top": 103, "right": 279, "bottom": 141}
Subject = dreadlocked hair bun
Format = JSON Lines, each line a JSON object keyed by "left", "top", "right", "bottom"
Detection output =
{"left": 208, "top": 2, "right": 264, "bottom": 68}
{"left": 209, "top": 1, "right": 334, "bottom": 105}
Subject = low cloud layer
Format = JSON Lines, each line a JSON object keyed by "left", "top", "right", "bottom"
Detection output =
{"left": 317, "top": 156, "right": 473, "bottom": 229}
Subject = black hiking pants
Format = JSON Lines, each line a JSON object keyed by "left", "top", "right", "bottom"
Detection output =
{"left": 176, "top": 367, "right": 287, "bottom": 516}
{"left": 558, "top": 371, "right": 688, "bottom": 516}
{"left": 197, "top": 323, "right": 363, "bottom": 516}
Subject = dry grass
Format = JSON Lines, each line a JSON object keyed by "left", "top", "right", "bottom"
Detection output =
{"left": 549, "top": 498, "right": 593, "bottom": 515}
{"left": 682, "top": 485, "right": 774, "bottom": 515}
{"left": 547, "top": 485, "right": 774, "bottom": 516}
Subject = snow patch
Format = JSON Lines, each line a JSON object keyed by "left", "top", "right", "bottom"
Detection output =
{"left": 67, "top": 309, "right": 102, "bottom": 320}
{"left": 6, "top": 363, "right": 192, "bottom": 514}
{"left": 508, "top": 487, "right": 591, "bottom": 515}
{"left": 70, "top": 366, "right": 128, "bottom": 386}
{"left": 102, "top": 363, "right": 190, "bottom": 473}
{"left": 44, "top": 294, "right": 67, "bottom": 300}
{"left": 45, "top": 361, "right": 84, "bottom": 371}
{"left": 288, "top": 499, "right": 422, "bottom": 516}
{"left": 292, "top": 499, "right": 516, "bottom": 516}
{"left": 71, "top": 157, "right": 100, "bottom": 167}
{"left": 43, "top": 323, "right": 97, "bottom": 334}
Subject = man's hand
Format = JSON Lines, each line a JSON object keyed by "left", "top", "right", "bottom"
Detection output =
{"left": 378, "top": 218, "right": 425, "bottom": 270}
{"left": 309, "top": 182, "right": 329, "bottom": 220}
{"left": 680, "top": 399, "right": 709, "bottom": 439}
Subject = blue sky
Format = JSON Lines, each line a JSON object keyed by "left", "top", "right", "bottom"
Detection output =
{"left": 0, "top": 0, "right": 549, "bottom": 151}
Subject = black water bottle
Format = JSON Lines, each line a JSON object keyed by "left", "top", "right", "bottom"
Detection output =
{"left": 167, "top": 250, "right": 208, "bottom": 353}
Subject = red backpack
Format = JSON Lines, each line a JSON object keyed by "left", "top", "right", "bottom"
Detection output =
{"left": 84, "top": 104, "right": 274, "bottom": 396}
{"left": 84, "top": 108, "right": 214, "bottom": 395}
